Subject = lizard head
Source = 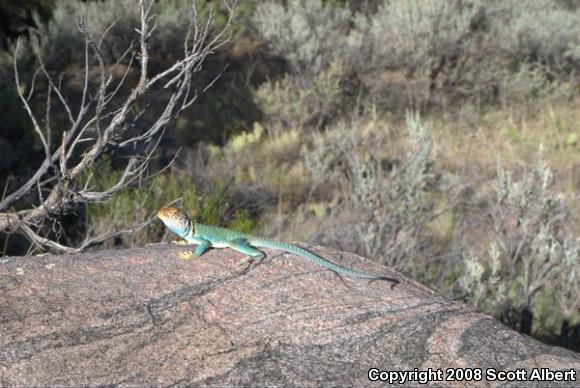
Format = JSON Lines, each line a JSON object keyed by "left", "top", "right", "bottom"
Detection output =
{"left": 157, "top": 206, "right": 192, "bottom": 237}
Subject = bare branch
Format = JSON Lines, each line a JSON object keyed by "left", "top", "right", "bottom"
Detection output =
{"left": 1, "top": 0, "right": 238, "bottom": 253}
{"left": 14, "top": 39, "right": 50, "bottom": 160}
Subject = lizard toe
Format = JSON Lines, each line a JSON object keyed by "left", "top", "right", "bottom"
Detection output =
{"left": 178, "top": 251, "right": 195, "bottom": 260}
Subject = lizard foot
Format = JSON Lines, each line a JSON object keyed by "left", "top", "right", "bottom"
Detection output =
{"left": 238, "top": 255, "right": 265, "bottom": 270}
{"left": 178, "top": 250, "right": 196, "bottom": 260}
{"left": 238, "top": 257, "right": 255, "bottom": 271}
{"left": 172, "top": 240, "right": 189, "bottom": 246}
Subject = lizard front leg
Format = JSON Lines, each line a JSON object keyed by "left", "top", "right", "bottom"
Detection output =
{"left": 178, "top": 236, "right": 211, "bottom": 260}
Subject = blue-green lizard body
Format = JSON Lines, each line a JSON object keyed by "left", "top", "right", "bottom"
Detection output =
{"left": 158, "top": 207, "right": 398, "bottom": 283}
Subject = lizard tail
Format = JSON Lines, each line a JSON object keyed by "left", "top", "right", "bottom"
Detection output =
{"left": 252, "top": 238, "right": 398, "bottom": 283}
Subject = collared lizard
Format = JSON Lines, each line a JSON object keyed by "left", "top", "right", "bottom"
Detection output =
{"left": 158, "top": 206, "right": 398, "bottom": 283}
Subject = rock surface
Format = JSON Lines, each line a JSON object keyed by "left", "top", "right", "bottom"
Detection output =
{"left": 1, "top": 244, "right": 579, "bottom": 386}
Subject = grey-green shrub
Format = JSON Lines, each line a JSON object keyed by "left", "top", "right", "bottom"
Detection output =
{"left": 458, "top": 148, "right": 580, "bottom": 333}
{"left": 497, "top": 0, "right": 580, "bottom": 75}
{"left": 38, "top": 0, "right": 199, "bottom": 69}
{"left": 252, "top": 0, "right": 580, "bottom": 112}
{"left": 254, "top": 61, "right": 345, "bottom": 131}
{"left": 252, "top": 0, "right": 351, "bottom": 74}
{"left": 304, "top": 114, "right": 436, "bottom": 272}
{"left": 39, "top": 0, "right": 137, "bottom": 67}
{"left": 359, "top": 0, "right": 505, "bottom": 105}
{"left": 554, "top": 239, "right": 580, "bottom": 323}
{"left": 499, "top": 62, "right": 576, "bottom": 105}
{"left": 252, "top": 0, "right": 354, "bottom": 129}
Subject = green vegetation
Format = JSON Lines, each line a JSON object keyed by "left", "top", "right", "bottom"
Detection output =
{"left": 81, "top": 159, "right": 257, "bottom": 249}
{"left": 2, "top": 0, "right": 580, "bottom": 351}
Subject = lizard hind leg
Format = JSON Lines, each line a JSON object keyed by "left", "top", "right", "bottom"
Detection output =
{"left": 228, "top": 238, "right": 265, "bottom": 268}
